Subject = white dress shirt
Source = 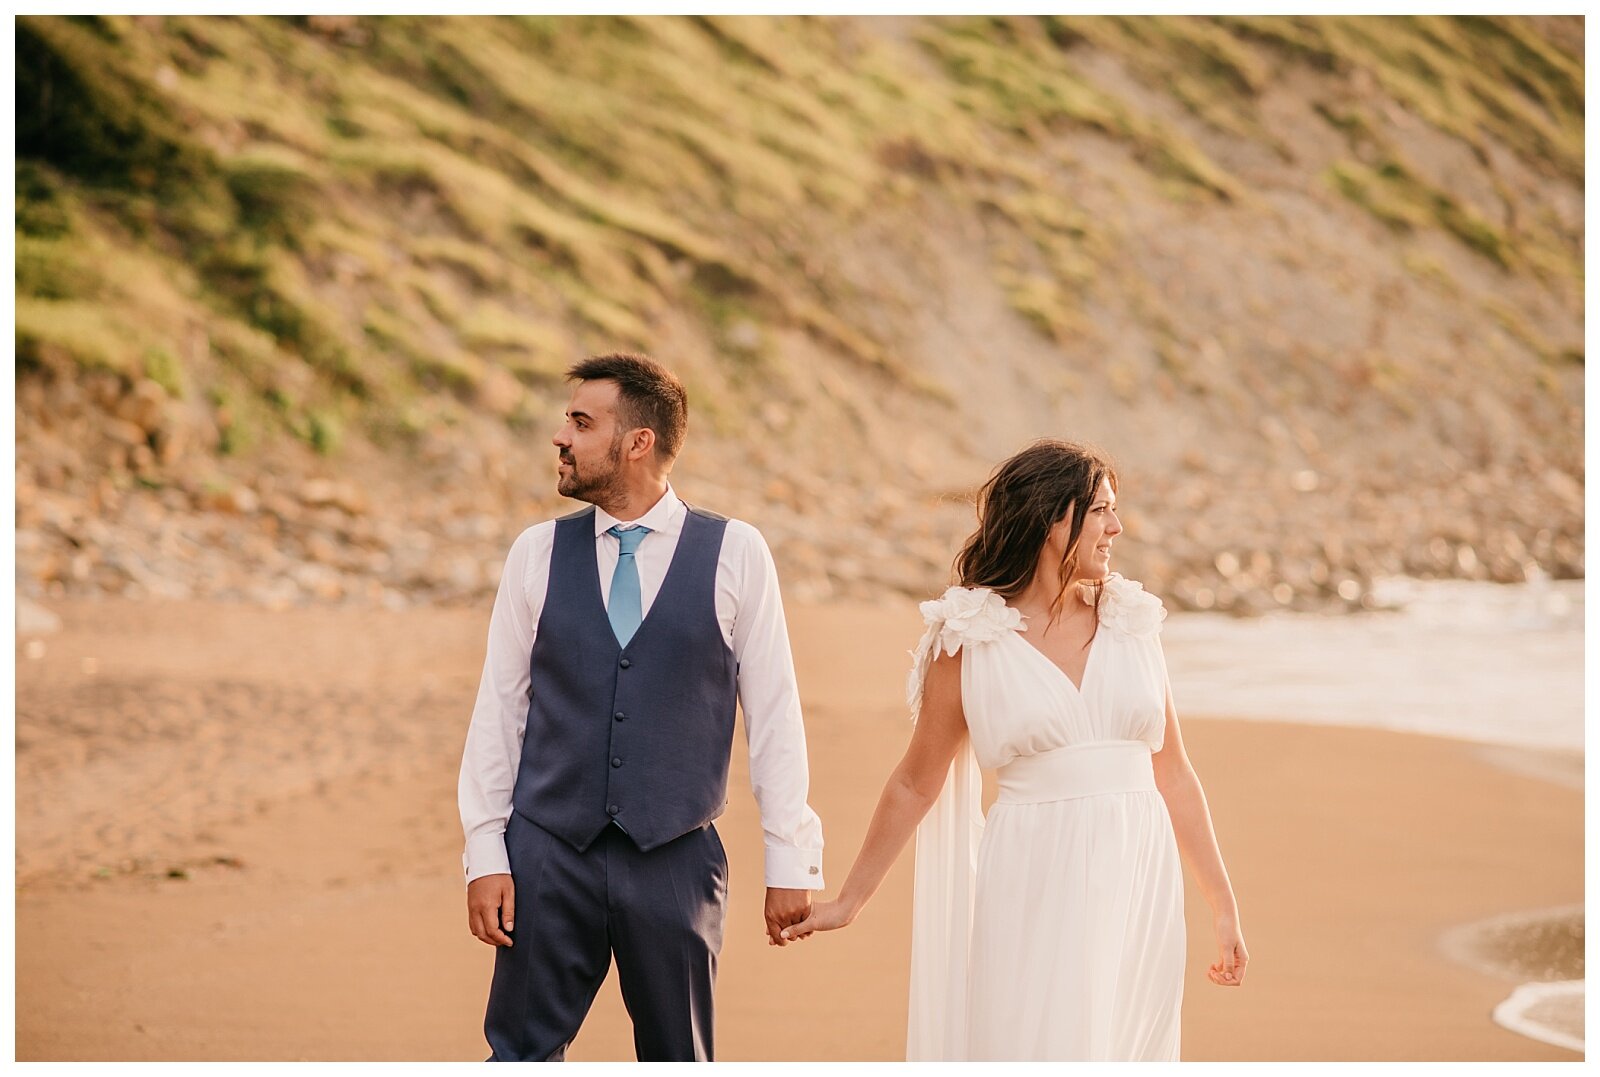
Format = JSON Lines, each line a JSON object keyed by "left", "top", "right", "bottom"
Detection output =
{"left": 458, "top": 485, "right": 826, "bottom": 889}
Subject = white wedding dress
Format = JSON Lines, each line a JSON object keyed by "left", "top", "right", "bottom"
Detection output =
{"left": 905, "top": 574, "right": 1184, "bottom": 1061}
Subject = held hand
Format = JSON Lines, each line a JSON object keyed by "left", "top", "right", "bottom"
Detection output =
{"left": 764, "top": 887, "right": 813, "bottom": 947}
{"left": 1208, "top": 913, "right": 1248, "bottom": 987}
{"left": 779, "top": 898, "right": 855, "bottom": 942}
{"left": 467, "top": 873, "right": 516, "bottom": 947}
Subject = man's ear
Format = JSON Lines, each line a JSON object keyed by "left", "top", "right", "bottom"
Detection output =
{"left": 627, "top": 427, "right": 657, "bottom": 462}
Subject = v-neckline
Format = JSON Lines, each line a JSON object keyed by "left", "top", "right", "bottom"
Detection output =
{"left": 1011, "top": 612, "right": 1101, "bottom": 695}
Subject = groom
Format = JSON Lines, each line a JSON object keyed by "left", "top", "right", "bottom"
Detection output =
{"left": 458, "top": 352, "right": 825, "bottom": 1061}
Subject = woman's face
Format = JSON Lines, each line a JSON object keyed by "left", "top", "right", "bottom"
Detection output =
{"left": 1049, "top": 476, "right": 1122, "bottom": 583}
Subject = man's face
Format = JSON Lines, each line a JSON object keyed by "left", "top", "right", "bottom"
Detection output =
{"left": 552, "top": 379, "right": 627, "bottom": 502}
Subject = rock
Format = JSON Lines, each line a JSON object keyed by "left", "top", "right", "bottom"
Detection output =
{"left": 291, "top": 563, "right": 345, "bottom": 601}
{"left": 764, "top": 478, "right": 798, "bottom": 507}
{"left": 262, "top": 493, "right": 302, "bottom": 523}
{"left": 104, "top": 418, "right": 148, "bottom": 448}
{"left": 209, "top": 485, "right": 260, "bottom": 515}
{"left": 16, "top": 598, "right": 61, "bottom": 636}
{"left": 447, "top": 555, "right": 481, "bottom": 591}
{"left": 87, "top": 373, "right": 122, "bottom": 410}
{"left": 299, "top": 479, "right": 338, "bottom": 506}
{"left": 116, "top": 379, "right": 169, "bottom": 435}
{"left": 1541, "top": 468, "right": 1583, "bottom": 511}
{"left": 155, "top": 422, "right": 189, "bottom": 465}
{"left": 304, "top": 532, "right": 342, "bottom": 565}
{"left": 759, "top": 401, "right": 791, "bottom": 430}
{"left": 727, "top": 319, "right": 762, "bottom": 353}
{"left": 299, "top": 479, "right": 367, "bottom": 515}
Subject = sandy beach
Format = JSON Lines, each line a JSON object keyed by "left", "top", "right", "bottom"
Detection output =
{"left": 14, "top": 597, "right": 1583, "bottom": 1061}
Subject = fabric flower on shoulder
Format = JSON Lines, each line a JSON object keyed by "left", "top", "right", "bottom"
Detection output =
{"left": 925, "top": 585, "right": 1023, "bottom": 656}
{"left": 1093, "top": 573, "right": 1167, "bottom": 639}
{"left": 906, "top": 586, "right": 1024, "bottom": 717}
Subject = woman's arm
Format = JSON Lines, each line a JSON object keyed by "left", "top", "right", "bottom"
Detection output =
{"left": 781, "top": 648, "right": 969, "bottom": 939}
{"left": 1152, "top": 687, "right": 1249, "bottom": 985}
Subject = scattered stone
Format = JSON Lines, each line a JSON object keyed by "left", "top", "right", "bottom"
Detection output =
{"left": 103, "top": 418, "right": 148, "bottom": 448}
{"left": 155, "top": 422, "right": 189, "bottom": 466}
{"left": 211, "top": 485, "right": 260, "bottom": 515}
{"left": 727, "top": 319, "right": 762, "bottom": 352}
{"left": 299, "top": 479, "right": 368, "bottom": 515}
{"left": 304, "top": 532, "right": 341, "bottom": 565}
{"left": 1541, "top": 469, "right": 1583, "bottom": 511}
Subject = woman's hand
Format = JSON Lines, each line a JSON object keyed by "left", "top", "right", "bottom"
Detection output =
{"left": 1208, "top": 913, "right": 1249, "bottom": 986}
{"left": 778, "top": 898, "right": 856, "bottom": 942}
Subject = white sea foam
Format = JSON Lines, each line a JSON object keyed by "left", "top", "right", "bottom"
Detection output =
{"left": 1159, "top": 576, "right": 1585, "bottom": 752}
{"left": 1492, "top": 980, "right": 1584, "bottom": 1055}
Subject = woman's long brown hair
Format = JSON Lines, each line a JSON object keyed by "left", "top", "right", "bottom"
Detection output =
{"left": 953, "top": 439, "right": 1118, "bottom": 623}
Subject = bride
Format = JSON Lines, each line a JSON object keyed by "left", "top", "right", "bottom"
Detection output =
{"left": 782, "top": 439, "right": 1248, "bottom": 1060}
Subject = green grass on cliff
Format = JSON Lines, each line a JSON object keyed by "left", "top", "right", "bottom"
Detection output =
{"left": 15, "top": 15, "right": 1584, "bottom": 457}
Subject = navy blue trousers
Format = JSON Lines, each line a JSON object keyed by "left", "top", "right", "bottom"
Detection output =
{"left": 483, "top": 811, "right": 728, "bottom": 1061}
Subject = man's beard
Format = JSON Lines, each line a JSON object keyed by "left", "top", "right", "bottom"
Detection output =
{"left": 557, "top": 440, "right": 625, "bottom": 503}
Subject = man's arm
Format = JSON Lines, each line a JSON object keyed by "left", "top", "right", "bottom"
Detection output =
{"left": 459, "top": 526, "right": 542, "bottom": 946}
{"left": 725, "top": 521, "right": 825, "bottom": 946}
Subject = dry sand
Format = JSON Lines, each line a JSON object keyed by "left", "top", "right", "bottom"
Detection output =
{"left": 14, "top": 598, "right": 1582, "bottom": 1061}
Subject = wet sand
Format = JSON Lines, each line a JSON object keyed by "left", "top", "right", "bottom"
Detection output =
{"left": 14, "top": 599, "right": 1583, "bottom": 1060}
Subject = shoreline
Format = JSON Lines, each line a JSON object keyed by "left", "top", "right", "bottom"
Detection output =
{"left": 15, "top": 597, "right": 1585, "bottom": 1060}
{"left": 1441, "top": 904, "right": 1585, "bottom": 1056}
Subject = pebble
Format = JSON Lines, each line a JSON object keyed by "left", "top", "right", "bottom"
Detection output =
{"left": 17, "top": 598, "right": 61, "bottom": 636}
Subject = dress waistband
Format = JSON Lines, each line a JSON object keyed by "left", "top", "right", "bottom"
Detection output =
{"left": 995, "top": 740, "right": 1156, "bottom": 805}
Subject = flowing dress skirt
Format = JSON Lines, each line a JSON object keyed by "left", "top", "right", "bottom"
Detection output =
{"left": 964, "top": 786, "right": 1186, "bottom": 1060}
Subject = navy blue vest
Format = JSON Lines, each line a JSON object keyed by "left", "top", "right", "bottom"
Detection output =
{"left": 510, "top": 504, "right": 739, "bottom": 853}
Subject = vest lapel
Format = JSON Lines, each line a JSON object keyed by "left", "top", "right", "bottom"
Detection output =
{"left": 619, "top": 510, "right": 703, "bottom": 652}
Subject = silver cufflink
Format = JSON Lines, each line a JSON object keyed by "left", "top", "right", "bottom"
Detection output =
{"left": 808, "top": 866, "right": 820, "bottom": 875}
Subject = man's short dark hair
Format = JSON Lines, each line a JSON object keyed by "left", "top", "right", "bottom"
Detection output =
{"left": 566, "top": 352, "right": 689, "bottom": 461}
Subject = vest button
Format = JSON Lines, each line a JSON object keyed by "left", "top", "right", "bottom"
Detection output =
{"left": 613, "top": 711, "right": 626, "bottom": 721}
{"left": 607, "top": 804, "right": 620, "bottom": 816}
{"left": 611, "top": 757, "right": 623, "bottom": 768}
{"left": 619, "top": 658, "right": 631, "bottom": 669}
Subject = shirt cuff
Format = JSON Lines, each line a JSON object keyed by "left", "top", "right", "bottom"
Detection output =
{"left": 764, "top": 844, "right": 825, "bottom": 890}
{"left": 464, "top": 831, "right": 511, "bottom": 882}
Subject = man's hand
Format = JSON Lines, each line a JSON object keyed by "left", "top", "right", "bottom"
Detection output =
{"left": 764, "top": 886, "right": 812, "bottom": 947}
{"left": 467, "top": 873, "right": 516, "bottom": 947}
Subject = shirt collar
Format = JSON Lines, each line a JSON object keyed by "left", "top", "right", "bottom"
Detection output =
{"left": 593, "top": 484, "right": 684, "bottom": 539}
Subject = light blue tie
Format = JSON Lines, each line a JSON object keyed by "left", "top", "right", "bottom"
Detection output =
{"left": 606, "top": 524, "right": 651, "bottom": 647}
